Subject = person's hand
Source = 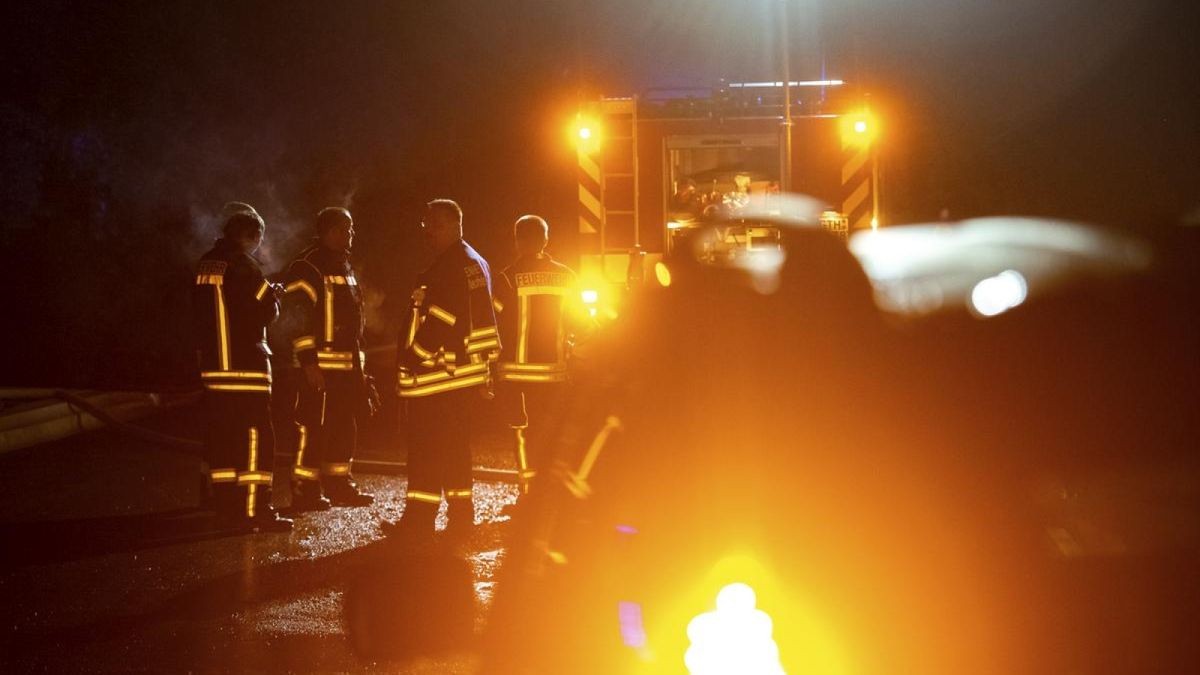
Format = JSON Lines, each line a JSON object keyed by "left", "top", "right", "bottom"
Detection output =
{"left": 303, "top": 363, "right": 325, "bottom": 391}
{"left": 270, "top": 282, "right": 287, "bottom": 300}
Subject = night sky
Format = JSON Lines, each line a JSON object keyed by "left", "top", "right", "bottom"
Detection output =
{"left": 2, "top": 0, "right": 1197, "bottom": 387}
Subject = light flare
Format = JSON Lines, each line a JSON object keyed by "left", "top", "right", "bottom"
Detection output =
{"left": 970, "top": 269, "right": 1028, "bottom": 317}
{"left": 684, "top": 583, "right": 785, "bottom": 675}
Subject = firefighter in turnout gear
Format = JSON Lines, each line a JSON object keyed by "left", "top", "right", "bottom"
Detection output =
{"left": 278, "top": 207, "right": 376, "bottom": 512}
{"left": 193, "top": 202, "right": 293, "bottom": 532}
{"left": 495, "top": 215, "right": 584, "bottom": 492}
{"left": 393, "top": 199, "right": 500, "bottom": 536}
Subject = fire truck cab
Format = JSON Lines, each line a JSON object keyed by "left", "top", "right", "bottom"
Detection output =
{"left": 573, "top": 80, "right": 880, "bottom": 298}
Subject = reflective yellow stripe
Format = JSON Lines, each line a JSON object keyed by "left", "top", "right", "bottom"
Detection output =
{"left": 406, "top": 490, "right": 442, "bottom": 504}
{"left": 322, "top": 462, "right": 351, "bottom": 476}
{"left": 564, "top": 416, "right": 622, "bottom": 500}
{"left": 293, "top": 336, "right": 316, "bottom": 351}
{"left": 196, "top": 274, "right": 224, "bottom": 285}
{"left": 294, "top": 466, "right": 319, "bottom": 481}
{"left": 317, "top": 362, "right": 354, "bottom": 371}
{"left": 466, "top": 338, "right": 500, "bottom": 354}
{"left": 500, "top": 362, "right": 562, "bottom": 372}
{"left": 556, "top": 301, "right": 566, "bottom": 364}
{"left": 492, "top": 298, "right": 505, "bottom": 313}
{"left": 445, "top": 488, "right": 473, "bottom": 500}
{"left": 517, "top": 294, "right": 530, "bottom": 362}
{"left": 247, "top": 427, "right": 259, "bottom": 518}
{"left": 397, "top": 372, "right": 488, "bottom": 398}
{"left": 514, "top": 427, "right": 530, "bottom": 494}
{"left": 324, "top": 279, "right": 334, "bottom": 343}
{"left": 517, "top": 286, "right": 567, "bottom": 296}
{"left": 398, "top": 362, "right": 487, "bottom": 387}
{"left": 254, "top": 280, "right": 271, "bottom": 301}
{"left": 238, "top": 470, "right": 273, "bottom": 485}
{"left": 286, "top": 280, "right": 318, "bottom": 303}
{"left": 317, "top": 350, "right": 354, "bottom": 360}
{"left": 325, "top": 275, "right": 357, "bottom": 286}
{"left": 215, "top": 284, "right": 231, "bottom": 371}
{"left": 406, "top": 308, "right": 419, "bottom": 348}
{"left": 428, "top": 304, "right": 457, "bottom": 326}
{"left": 205, "top": 383, "right": 271, "bottom": 393}
{"left": 210, "top": 468, "right": 238, "bottom": 483}
{"left": 295, "top": 424, "right": 310, "bottom": 477}
{"left": 201, "top": 370, "right": 271, "bottom": 381}
{"left": 469, "top": 326, "right": 498, "bottom": 339}
{"left": 502, "top": 371, "right": 567, "bottom": 384}
{"left": 412, "top": 342, "right": 436, "bottom": 360}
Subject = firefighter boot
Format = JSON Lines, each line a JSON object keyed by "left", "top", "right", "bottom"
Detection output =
{"left": 283, "top": 480, "right": 332, "bottom": 515}
{"left": 248, "top": 500, "right": 295, "bottom": 533}
{"left": 210, "top": 486, "right": 293, "bottom": 533}
{"left": 323, "top": 477, "right": 375, "bottom": 507}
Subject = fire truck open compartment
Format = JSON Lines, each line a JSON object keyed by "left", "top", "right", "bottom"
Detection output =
{"left": 575, "top": 82, "right": 878, "bottom": 286}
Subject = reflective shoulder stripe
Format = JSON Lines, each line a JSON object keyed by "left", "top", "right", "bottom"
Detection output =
{"left": 254, "top": 280, "right": 272, "bottom": 301}
{"left": 428, "top": 304, "right": 457, "bottom": 326}
{"left": 196, "top": 274, "right": 224, "bottom": 285}
{"left": 325, "top": 275, "right": 357, "bottom": 286}
{"left": 285, "top": 280, "right": 318, "bottom": 303}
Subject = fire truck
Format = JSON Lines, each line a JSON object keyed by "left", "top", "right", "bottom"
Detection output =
{"left": 571, "top": 80, "right": 880, "bottom": 298}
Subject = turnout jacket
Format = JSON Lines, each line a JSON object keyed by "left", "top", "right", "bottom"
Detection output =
{"left": 193, "top": 238, "right": 278, "bottom": 393}
{"left": 280, "top": 242, "right": 365, "bottom": 373}
{"left": 397, "top": 239, "right": 500, "bottom": 397}
{"left": 495, "top": 253, "right": 579, "bottom": 384}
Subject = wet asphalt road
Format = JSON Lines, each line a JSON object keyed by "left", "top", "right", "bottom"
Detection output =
{"left": 0, "top": 408, "right": 519, "bottom": 673}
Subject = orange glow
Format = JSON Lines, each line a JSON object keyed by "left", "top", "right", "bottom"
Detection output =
{"left": 839, "top": 110, "right": 879, "bottom": 148}
{"left": 654, "top": 262, "right": 673, "bottom": 287}
{"left": 571, "top": 113, "right": 601, "bottom": 153}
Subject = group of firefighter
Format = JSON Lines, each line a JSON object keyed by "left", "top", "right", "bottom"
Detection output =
{"left": 193, "top": 198, "right": 582, "bottom": 536}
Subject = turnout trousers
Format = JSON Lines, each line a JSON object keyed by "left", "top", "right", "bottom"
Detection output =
{"left": 503, "top": 382, "right": 566, "bottom": 493}
{"left": 292, "top": 369, "right": 361, "bottom": 488}
{"left": 402, "top": 387, "right": 475, "bottom": 529}
{"left": 204, "top": 390, "right": 276, "bottom": 519}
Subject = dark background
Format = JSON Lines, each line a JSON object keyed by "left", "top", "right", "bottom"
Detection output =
{"left": 1, "top": 0, "right": 1197, "bottom": 388}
